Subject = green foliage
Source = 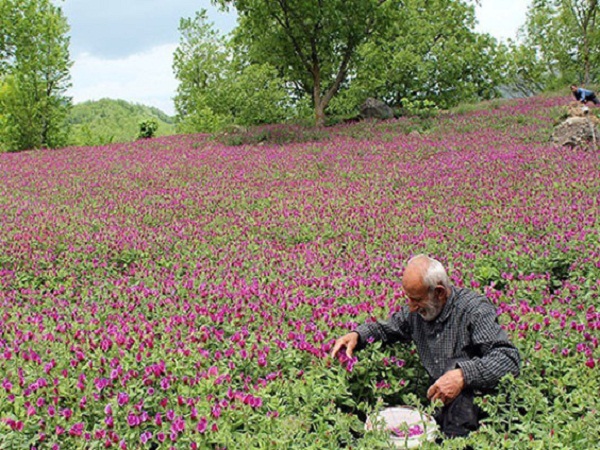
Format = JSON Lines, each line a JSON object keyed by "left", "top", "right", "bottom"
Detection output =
{"left": 398, "top": 98, "right": 439, "bottom": 119}
{"left": 173, "top": 10, "right": 294, "bottom": 134}
{"left": 137, "top": 118, "right": 158, "bottom": 139}
{"left": 67, "top": 99, "right": 175, "bottom": 146}
{"left": 0, "top": 0, "right": 71, "bottom": 152}
{"left": 215, "top": 0, "right": 391, "bottom": 126}
{"left": 511, "top": 0, "right": 600, "bottom": 91}
{"left": 328, "top": 0, "right": 503, "bottom": 116}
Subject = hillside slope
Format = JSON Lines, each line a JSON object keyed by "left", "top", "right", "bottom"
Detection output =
{"left": 68, "top": 98, "right": 176, "bottom": 146}
{"left": 1, "top": 95, "right": 599, "bottom": 448}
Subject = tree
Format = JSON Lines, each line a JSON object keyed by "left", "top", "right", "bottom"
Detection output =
{"left": 564, "top": 0, "right": 598, "bottom": 84}
{"left": 517, "top": 0, "right": 599, "bottom": 89}
{"left": 0, "top": 0, "right": 71, "bottom": 152}
{"left": 173, "top": 10, "right": 291, "bottom": 133}
{"left": 214, "top": 0, "right": 391, "bottom": 127}
{"left": 329, "top": 0, "right": 502, "bottom": 114}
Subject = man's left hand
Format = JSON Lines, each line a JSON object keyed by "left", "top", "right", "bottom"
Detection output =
{"left": 427, "top": 369, "right": 465, "bottom": 405}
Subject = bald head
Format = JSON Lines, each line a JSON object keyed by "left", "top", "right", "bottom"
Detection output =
{"left": 402, "top": 255, "right": 451, "bottom": 321}
{"left": 402, "top": 255, "right": 430, "bottom": 295}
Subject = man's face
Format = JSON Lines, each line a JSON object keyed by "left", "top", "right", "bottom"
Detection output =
{"left": 571, "top": 85, "right": 578, "bottom": 92}
{"left": 405, "top": 285, "right": 444, "bottom": 321}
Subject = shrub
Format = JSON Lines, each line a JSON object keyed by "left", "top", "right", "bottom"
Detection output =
{"left": 398, "top": 98, "right": 439, "bottom": 119}
{"left": 137, "top": 118, "right": 158, "bottom": 139}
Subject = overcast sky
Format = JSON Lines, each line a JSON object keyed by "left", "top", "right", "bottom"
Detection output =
{"left": 63, "top": 0, "right": 531, "bottom": 116}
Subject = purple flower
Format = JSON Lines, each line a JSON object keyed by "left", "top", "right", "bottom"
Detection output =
{"left": 171, "top": 416, "right": 185, "bottom": 434}
{"left": 585, "top": 358, "right": 596, "bottom": 369}
{"left": 196, "top": 417, "right": 208, "bottom": 433}
{"left": 117, "top": 392, "right": 129, "bottom": 407}
{"left": 69, "top": 423, "right": 84, "bottom": 437}
{"left": 140, "top": 431, "right": 152, "bottom": 444}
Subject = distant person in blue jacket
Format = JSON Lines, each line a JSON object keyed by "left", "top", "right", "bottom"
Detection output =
{"left": 570, "top": 85, "right": 599, "bottom": 105}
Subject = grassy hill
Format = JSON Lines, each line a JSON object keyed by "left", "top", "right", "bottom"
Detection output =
{"left": 68, "top": 98, "right": 176, "bottom": 146}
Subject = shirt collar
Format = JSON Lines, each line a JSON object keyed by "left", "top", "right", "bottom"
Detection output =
{"left": 434, "top": 286, "right": 455, "bottom": 323}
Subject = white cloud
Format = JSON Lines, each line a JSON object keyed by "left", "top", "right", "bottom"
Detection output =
{"left": 62, "top": 0, "right": 237, "bottom": 58}
{"left": 474, "top": 0, "right": 530, "bottom": 41}
{"left": 67, "top": 2, "right": 531, "bottom": 116}
{"left": 69, "top": 44, "right": 178, "bottom": 115}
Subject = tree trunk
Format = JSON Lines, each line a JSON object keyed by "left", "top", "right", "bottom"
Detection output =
{"left": 583, "top": 32, "right": 590, "bottom": 84}
{"left": 315, "top": 101, "right": 325, "bottom": 127}
{"left": 313, "top": 64, "right": 325, "bottom": 127}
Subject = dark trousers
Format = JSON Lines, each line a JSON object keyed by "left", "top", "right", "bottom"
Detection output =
{"left": 433, "top": 388, "right": 484, "bottom": 438}
{"left": 587, "top": 94, "right": 599, "bottom": 105}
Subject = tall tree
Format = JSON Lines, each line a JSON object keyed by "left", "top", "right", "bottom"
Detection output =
{"left": 565, "top": 0, "right": 598, "bottom": 83}
{"left": 330, "top": 0, "right": 501, "bottom": 113}
{"left": 173, "top": 10, "right": 291, "bottom": 133}
{"left": 518, "top": 0, "right": 599, "bottom": 88}
{"left": 214, "top": 0, "right": 390, "bottom": 126}
{"left": 0, "top": 0, "right": 71, "bottom": 152}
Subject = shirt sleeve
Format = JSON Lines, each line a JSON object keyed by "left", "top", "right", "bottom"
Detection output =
{"left": 354, "top": 306, "right": 412, "bottom": 350}
{"left": 456, "top": 300, "right": 521, "bottom": 390}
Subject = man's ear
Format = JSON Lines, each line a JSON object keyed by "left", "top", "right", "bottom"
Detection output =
{"left": 435, "top": 284, "right": 448, "bottom": 302}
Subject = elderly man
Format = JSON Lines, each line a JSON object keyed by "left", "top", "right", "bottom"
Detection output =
{"left": 331, "top": 255, "right": 520, "bottom": 437}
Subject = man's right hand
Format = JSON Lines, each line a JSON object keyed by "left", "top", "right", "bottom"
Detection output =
{"left": 330, "top": 332, "right": 359, "bottom": 359}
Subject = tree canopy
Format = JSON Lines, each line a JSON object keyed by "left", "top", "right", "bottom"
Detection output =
{"left": 0, "top": 0, "right": 72, "bottom": 152}
{"left": 215, "top": 0, "right": 391, "bottom": 126}
{"left": 329, "top": 0, "right": 502, "bottom": 115}
{"left": 173, "top": 10, "right": 293, "bottom": 133}
{"left": 513, "top": 0, "right": 599, "bottom": 91}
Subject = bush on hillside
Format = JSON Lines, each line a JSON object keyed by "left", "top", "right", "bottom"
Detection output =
{"left": 138, "top": 119, "right": 159, "bottom": 139}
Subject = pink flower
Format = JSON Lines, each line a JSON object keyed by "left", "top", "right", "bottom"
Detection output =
{"left": 171, "top": 416, "right": 185, "bottom": 434}
{"left": 585, "top": 358, "right": 596, "bottom": 369}
{"left": 2, "top": 379, "right": 12, "bottom": 392}
{"left": 127, "top": 412, "right": 140, "bottom": 427}
{"left": 117, "top": 392, "right": 129, "bottom": 407}
{"left": 196, "top": 417, "right": 207, "bottom": 433}
{"left": 140, "top": 431, "right": 152, "bottom": 444}
{"left": 69, "top": 423, "right": 84, "bottom": 437}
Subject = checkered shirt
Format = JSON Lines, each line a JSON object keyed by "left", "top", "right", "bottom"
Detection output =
{"left": 355, "top": 286, "right": 520, "bottom": 389}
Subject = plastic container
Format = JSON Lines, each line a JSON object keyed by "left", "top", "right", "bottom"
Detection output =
{"left": 365, "top": 406, "right": 438, "bottom": 448}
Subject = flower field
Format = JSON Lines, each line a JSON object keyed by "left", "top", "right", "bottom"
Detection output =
{"left": 0, "top": 96, "right": 599, "bottom": 449}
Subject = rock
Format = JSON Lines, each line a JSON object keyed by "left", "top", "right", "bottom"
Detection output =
{"left": 566, "top": 101, "right": 599, "bottom": 119}
{"left": 551, "top": 117, "right": 600, "bottom": 147}
{"left": 359, "top": 98, "right": 394, "bottom": 120}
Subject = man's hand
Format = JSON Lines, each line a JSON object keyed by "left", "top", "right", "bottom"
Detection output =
{"left": 427, "top": 369, "right": 465, "bottom": 405}
{"left": 330, "top": 332, "right": 359, "bottom": 359}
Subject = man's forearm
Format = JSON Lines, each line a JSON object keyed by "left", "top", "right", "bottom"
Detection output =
{"left": 457, "top": 345, "right": 520, "bottom": 390}
{"left": 354, "top": 312, "right": 411, "bottom": 349}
